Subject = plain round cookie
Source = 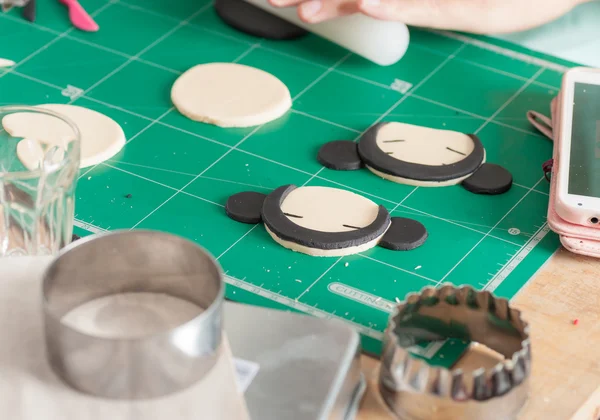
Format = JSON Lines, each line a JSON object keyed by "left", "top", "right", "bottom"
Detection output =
{"left": 171, "top": 63, "right": 292, "bottom": 128}
{"left": 2, "top": 104, "right": 125, "bottom": 169}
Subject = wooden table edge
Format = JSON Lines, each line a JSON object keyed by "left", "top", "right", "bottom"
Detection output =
{"left": 355, "top": 248, "right": 600, "bottom": 419}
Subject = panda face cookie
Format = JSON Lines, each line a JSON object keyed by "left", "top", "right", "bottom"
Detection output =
{"left": 318, "top": 122, "right": 512, "bottom": 194}
{"left": 225, "top": 185, "right": 428, "bottom": 257}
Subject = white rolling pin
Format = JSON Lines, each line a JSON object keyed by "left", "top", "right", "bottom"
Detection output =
{"left": 242, "top": 0, "right": 410, "bottom": 66}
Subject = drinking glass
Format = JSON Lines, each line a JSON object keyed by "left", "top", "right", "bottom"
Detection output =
{"left": 0, "top": 0, "right": 30, "bottom": 6}
{"left": 0, "top": 106, "right": 80, "bottom": 256}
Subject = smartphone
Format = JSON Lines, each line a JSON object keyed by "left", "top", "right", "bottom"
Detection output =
{"left": 555, "top": 67, "right": 600, "bottom": 227}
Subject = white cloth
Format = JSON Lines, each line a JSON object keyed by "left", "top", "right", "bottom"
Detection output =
{"left": 0, "top": 257, "right": 250, "bottom": 420}
{"left": 496, "top": 1, "right": 600, "bottom": 67}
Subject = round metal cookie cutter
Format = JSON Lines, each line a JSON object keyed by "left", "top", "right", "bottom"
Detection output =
{"left": 42, "top": 230, "right": 225, "bottom": 400}
{"left": 379, "top": 284, "right": 531, "bottom": 420}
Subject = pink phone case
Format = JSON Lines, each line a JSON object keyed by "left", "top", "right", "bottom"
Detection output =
{"left": 529, "top": 87, "right": 600, "bottom": 258}
{"left": 559, "top": 235, "right": 600, "bottom": 258}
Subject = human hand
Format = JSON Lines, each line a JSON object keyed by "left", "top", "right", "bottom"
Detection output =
{"left": 267, "top": 0, "right": 590, "bottom": 34}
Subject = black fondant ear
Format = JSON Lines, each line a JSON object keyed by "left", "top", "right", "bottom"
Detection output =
{"left": 379, "top": 217, "right": 428, "bottom": 251}
{"left": 317, "top": 140, "right": 363, "bottom": 170}
{"left": 225, "top": 191, "right": 268, "bottom": 224}
{"left": 462, "top": 163, "right": 513, "bottom": 195}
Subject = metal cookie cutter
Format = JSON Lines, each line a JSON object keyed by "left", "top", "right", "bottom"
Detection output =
{"left": 42, "top": 230, "right": 225, "bottom": 400}
{"left": 379, "top": 284, "right": 531, "bottom": 420}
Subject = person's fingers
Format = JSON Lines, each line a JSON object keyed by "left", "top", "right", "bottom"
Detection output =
{"left": 298, "top": 0, "right": 360, "bottom": 23}
{"left": 268, "top": 0, "right": 304, "bottom": 8}
{"left": 357, "top": 0, "right": 586, "bottom": 34}
{"left": 357, "top": 0, "right": 446, "bottom": 25}
{"left": 356, "top": 0, "right": 394, "bottom": 21}
{"left": 297, "top": 0, "right": 324, "bottom": 21}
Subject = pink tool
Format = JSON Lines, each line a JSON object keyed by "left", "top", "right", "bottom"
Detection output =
{"left": 59, "top": 0, "right": 99, "bottom": 32}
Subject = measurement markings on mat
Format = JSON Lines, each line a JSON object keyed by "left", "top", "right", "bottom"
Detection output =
{"left": 73, "top": 219, "right": 107, "bottom": 234}
{"left": 485, "top": 223, "right": 551, "bottom": 292}
{"left": 225, "top": 275, "right": 384, "bottom": 340}
{"left": 328, "top": 282, "right": 394, "bottom": 313}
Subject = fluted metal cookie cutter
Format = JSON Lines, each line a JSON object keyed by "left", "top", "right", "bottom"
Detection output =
{"left": 379, "top": 284, "right": 531, "bottom": 420}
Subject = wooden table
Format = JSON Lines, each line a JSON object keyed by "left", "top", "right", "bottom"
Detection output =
{"left": 356, "top": 248, "right": 600, "bottom": 420}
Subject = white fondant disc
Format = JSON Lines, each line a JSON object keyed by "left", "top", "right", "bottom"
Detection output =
{"left": 16, "top": 139, "right": 66, "bottom": 172}
{"left": 2, "top": 104, "right": 126, "bottom": 169}
{"left": 171, "top": 62, "right": 292, "bottom": 128}
{"left": 366, "top": 164, "right": 478, "bottom": 187}
{"left": 0, "top": 58, "right": 15, "bottom": 68}
{"left": 16, "top": 138, "right": 45, "bottom": 171}
{"left": 3, "top": 110, "right": 75, "bottom": 146}
{"left": 265, "top": 225, "right": 383, "bottom": 257}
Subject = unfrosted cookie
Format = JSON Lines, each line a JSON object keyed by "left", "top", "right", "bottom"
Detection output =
{"left": 171, "top": 63, "right": 292, "bottom": 128}
{"left": 2, "top": 104, "right": 125, "bottom": 169}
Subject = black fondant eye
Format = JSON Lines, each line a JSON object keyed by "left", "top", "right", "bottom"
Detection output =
{"left": 342, "top": 224, "right": 361, "bottom": 230}
{"left": 446, "top": 147, "right": 466, "bottom": 156}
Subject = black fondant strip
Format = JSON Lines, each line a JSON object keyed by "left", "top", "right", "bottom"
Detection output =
{"left": 22, "top": 0, "right": 36, "bottom": 22}
{"left": 357, "top": 123, "right": 485, "bottom": 182}
{"left": 262, "top": 185, "right": 391, "bottom": 250}
{"left": 214, "top": 0, "right": 308, "bottom": 40}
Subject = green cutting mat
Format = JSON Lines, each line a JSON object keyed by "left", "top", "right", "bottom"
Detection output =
{"left": 1, "top": 0, "right": 575, "bottom": 364}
